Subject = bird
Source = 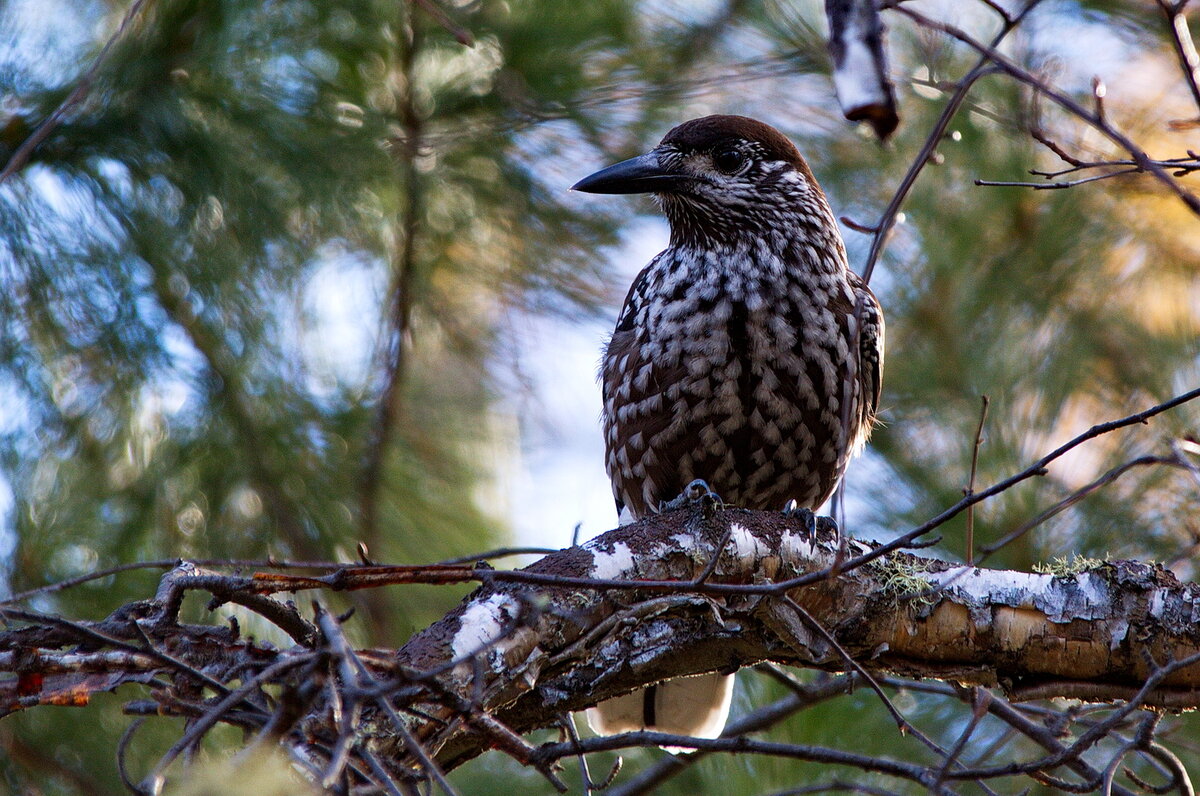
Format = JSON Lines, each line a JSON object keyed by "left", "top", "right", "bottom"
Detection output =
{"left": 571, "top": 115, "right": 884, "bottom": 742}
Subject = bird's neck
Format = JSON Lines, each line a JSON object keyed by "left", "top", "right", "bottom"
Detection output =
{"left": 641, "top": 236, "right": 852, "bottom": 314}
{"left": 661, "top": 198, "right": 848, "bottom": 279}
{"left": 662, "top": 220, "right": 850, "bottom": 286}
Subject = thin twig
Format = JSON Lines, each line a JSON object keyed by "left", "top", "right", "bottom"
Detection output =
{"left": 979, "top": 454, "right": 1179, "bottom": 558}
{"left": 326, "top": 603, "right": 464, "bottom": 796}
{"left": 139, "top": 655, "right": 313, "bottom": 794}
{"left": 964, "top": 395, "right": 990, "bottom": 565}
{"left": 976, "top": 167, "right": 1142, "bottom": 189}
{"left": 1139, "top": 742, "right": 1196, "bottom": 796}
{"left": 862, "top": 0, "right": 1041, "bottom": 283}
{"left": 895, "top": 5, "right": 1200, "bottom": 215}
{"left": 931, "top": 688, "right": 989, "bottom": 791}
{"left": 436, "top": 547, "right": 561, "bottom": 565}
{"left": 530, "top": 732, "right": 939, "bottom": 790}
{"left": 0, "top": 0, "right": 154, "bottom": 183}
{"left": 1159, "top": 0, "right": 1200, "bottom": 117}
{"left": 778, "top": 596, "right": 956, "bottom": 767}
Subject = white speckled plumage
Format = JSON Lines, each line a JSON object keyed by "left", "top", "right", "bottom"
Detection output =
{"left": 580, "top": 115, "right": 884, "bottom": 743}
{"left": 600, "top": 116, "right": 883, "bottom": 520}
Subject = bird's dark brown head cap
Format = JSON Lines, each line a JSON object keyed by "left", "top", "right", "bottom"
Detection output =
{"left": 659, "top": 115, "right": 806, "bottom": 168}
{"left": 571, "top": 114, "right": 819, "bottom": 201}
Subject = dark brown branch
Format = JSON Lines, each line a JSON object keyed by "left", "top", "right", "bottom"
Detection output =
{"left": 964, "top": 394, "right": 990, "bottom": 565}
{"left": 861, "top": 0, "right": 1039, "bottom": 283}
{"left": 894, "top": 4, "right": 1200, "bottom": 215}
{"left": 361, "top": 5, "right": 424, "bottom": 554}
{"left": 1159, "top": 0, "right": 1200, "bottom": 118}
{"left": 0, "top": 0, "right": 154, "bottom": 183}
{"left": 825, "top": 0, "right": 900, "bottom": 139}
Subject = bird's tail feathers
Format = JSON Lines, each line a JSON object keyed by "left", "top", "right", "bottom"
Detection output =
{"left": 584, "top": 673, "right": 734, "bottom": 753}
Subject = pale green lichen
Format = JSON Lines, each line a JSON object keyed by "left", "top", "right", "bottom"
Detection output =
{"left": 1032, "top": 553, "right": 1104, "bottom": 577}
{"left": 870, "top": 556, "right": 939, "bottom": 606}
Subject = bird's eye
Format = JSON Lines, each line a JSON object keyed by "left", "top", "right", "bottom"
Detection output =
{"left": 712, "top": 148, "right": 746, "bottom": 174}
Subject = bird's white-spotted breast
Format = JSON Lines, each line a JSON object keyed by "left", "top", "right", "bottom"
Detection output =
{"left": 580, "top": 115, "right": 883, "bottom": 522}
{"left": 576, "top": 113, "right": 884, "bottom": 741}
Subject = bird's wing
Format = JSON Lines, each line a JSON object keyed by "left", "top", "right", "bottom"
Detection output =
{"left": 854, "top": 278, "right": 884, "bottom": 427}
{"left": 601, "top": 261, "right": 686, "bottom": 520}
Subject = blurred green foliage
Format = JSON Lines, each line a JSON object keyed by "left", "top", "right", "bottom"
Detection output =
{"left": 1, "top": 0, "right": 1198, "bottom": 793}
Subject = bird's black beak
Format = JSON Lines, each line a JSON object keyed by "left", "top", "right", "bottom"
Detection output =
{"left": 571, "top": 151, "right": 688, "bottom": 195}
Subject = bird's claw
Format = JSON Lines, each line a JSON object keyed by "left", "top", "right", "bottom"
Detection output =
{"left": 660, "top": 479, "right": 723, "bottom": 513}
{"left": 816, "top": 515, "right": 839, "bottom": 538}
{"left": 781, "top": 502, "right": 839, "bottom": 539}
{"left": 781, "top": 503, "right": 817, "bottom": 535}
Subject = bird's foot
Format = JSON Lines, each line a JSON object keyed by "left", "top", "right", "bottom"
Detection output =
{"left": 660, "top": 479, "right": 723, "bottom": 513}
{"left": 781, "top": 501, "right": 839, "bottom": 539}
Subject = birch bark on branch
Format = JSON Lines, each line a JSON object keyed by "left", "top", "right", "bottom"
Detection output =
{"left": 4, "top": 500, "right": 1200, "bottom": 787}
{"left": 825, "top": 0, "right": 899, "bottom": 139}
{"left": 395, "top": 499, "right": 1200, "bottom": 770}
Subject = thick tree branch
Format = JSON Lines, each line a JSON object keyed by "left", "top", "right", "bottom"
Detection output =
{"left": 389, "top": 501, "right": 1200, "bottom": 770}
{"left": 4, "top": 502, "right": 1200, "bottom": 790}
{"left": 825, "top": 0, "right": 900, "bottom": 139}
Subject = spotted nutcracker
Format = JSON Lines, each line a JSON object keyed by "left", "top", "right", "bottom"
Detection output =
{"left": 572, "top": 115, "right": 884, "bottom": 741}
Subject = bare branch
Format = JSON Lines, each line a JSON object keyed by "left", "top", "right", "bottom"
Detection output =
{"left": 1159, "top": 0, "right": 1200, "bottom": 118}
{"left": 976, "top": 168, "right": 1143, "bottom": 190}
{"left": 861, "top": 0, "right": 1040, "bottom": 283}
{"left": 0, "top": 0, "right": 155, "bottom": 183}
{"left": 964, "top": 395, "right": 990, "bottom": 565}
{"left": 893, "top": 4, "right": 1200, "bottom": 215}
{"left": 825, "top": 0, "right": 900, "bottom": 139}
{"left": 980, "top": 454, "right": 1185, "bottom": 560}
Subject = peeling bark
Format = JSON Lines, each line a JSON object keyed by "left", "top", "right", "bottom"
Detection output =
{"left": 824, "top": 0, "right": 900, "bottom": 139}
{"left": 393, "top": 501, "right": 1200, "bottom": 770}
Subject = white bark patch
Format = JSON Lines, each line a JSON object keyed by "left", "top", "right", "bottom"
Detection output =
{"left": 1108, "top": 618, "right": 1130, "bottom": 650}
{"left": 646, "top": 532, "right": 701, "bottom": 562}
{"left": 589, "top": 541, "right": 636, "bottom": 580}
{"left": 929, "top": 567, "right": 1114, "bottom": 624}
{"left": 780, "top": 530, "right": 818, "bottom": 562}
{"left": 451, "top": 594, "right": 518, "bottom": 674}
{"left": 1150, "top": 589, "right": 1166, "bottom": 619}
{"left": 671, "top": 532, "right": 697, "bottom": 551}
{"left": 1070, "top": 573, "right": 1112, "bottom": 612}
{"left": 729, "top": 523, "right": 767, "bottom": 561}
{"left": 832, "top": 32, "right": 883, "bottom": 115}
{"left": 929, "top": 567, "right": 1044, "bottom": 604}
